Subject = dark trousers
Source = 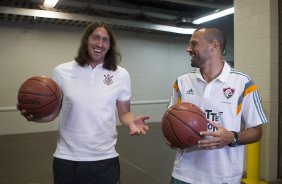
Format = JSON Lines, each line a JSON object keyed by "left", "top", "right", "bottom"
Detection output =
{"left": 53, "top": 157, "right": 120, "bottom": 184}
{"left": 170, "top": 177, "right": 191, "bottom": 184}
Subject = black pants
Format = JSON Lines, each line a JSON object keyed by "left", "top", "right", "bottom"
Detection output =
{"left": 170, "top": 177, "right": 191, "bottom": 184}
{"left": 53, "top": 157, "right": 120, "bottom": 184}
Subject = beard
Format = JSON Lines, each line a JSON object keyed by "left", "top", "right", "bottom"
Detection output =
{"left": 190, "top": 54, "right": 206, "bottom": 68}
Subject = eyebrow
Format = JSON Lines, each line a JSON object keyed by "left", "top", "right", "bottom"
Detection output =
{"left": 189, "top": 40, "right": 197, "bottom": 44}
{"left": 92, "top": 34, "right": 109, "bottom": 38}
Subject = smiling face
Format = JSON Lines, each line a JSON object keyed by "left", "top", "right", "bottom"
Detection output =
{"left": 87, "top": 27, "right": 110, "bottom": 64}
{"left": 186, "top": 29, "right": 211, "bottom": 68}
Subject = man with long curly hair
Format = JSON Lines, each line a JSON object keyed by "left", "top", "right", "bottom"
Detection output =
{"left": 20, "top": 21, "right": 150, "bottom": 184}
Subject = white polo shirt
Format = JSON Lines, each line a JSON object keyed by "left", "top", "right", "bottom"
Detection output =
{"left": 52, "top": 60, "right": 131, "bottom": 161}
{"left": 169, "top": 61, "right": 267, "bottom": 184}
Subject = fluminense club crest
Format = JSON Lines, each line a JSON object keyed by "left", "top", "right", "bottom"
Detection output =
{"left": 103, "top": 74, "right": 113, "bottom": 85}
{"left": 223, "top": 87, "right": 235, "bottom": 99}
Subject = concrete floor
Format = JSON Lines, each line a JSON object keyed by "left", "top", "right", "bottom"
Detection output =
{"left": 1, "top": 123, "right": 282, "bottom": 184}
{"left": 0, "top": 123, "right": 176, "bottom": 184}
{"left": 117, "top": 123, "right": 175, "bottom": 184}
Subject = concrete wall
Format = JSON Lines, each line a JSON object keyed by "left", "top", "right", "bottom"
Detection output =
{"left": 234, "top": 0, "right": 279, "bottom": 182}
{"left": 0, "top": 22, "right": 190, "bottom": 135}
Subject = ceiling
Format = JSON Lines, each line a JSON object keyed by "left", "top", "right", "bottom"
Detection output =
{"left": 0, "top": 0, "right": 233, "bottom": 35}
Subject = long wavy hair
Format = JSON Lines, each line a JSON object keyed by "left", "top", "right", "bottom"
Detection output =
{"left": 75, "top": 21, "right": 121, "bottom": 71}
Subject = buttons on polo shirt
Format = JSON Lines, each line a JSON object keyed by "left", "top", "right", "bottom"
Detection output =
{"left": 203, "top": 83, "right": 213, "bottom": 97}
{"left": 90, "top": 69, "right": 96, "bottom": 84}
{"left": 89, "top": 64, "right": 103, "bottom": 84}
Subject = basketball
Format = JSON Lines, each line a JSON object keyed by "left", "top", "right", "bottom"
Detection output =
{"left": 161, "top": 102, "right": 207, "bottom": 149}
{"left": 17, "top": 76, "right": 62, "bottom": 120}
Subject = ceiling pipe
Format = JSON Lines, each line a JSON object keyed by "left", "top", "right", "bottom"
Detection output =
{"left": 50, "top": 0, "right": 181, "bottom": 21}
{"left": 0, "top": 6, "right": 196, "bottom": 34}
{"left": 160, "top": 0, "right": 229, "bottom": 9}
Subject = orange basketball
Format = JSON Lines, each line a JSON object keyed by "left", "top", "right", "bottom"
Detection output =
{"left": 17, "top": 76, "right": 62, "bottom": 120}
{"left": 162, "top": 102, "right": 207, "bottom": 149}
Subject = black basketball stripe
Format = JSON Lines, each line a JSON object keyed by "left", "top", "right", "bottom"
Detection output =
{"left": 173, "top": 103, "right": 206, "bottom": 119}
{"left": 28, "top": 77, "right": 61, "bottom": 103}
{"left": 168, "top": 110, "right": 205, "bottom": 138}
{"left": 163, "top": 116, "right": 186, "bottom": 148}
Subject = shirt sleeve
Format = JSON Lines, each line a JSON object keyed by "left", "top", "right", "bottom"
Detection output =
{"left": 52, "top": 66, "right": 61, "bottom": 87}
{"left": 168, "top": 79, "right": 181, "bottom": 108}
{"left": 117, "top": 68, "right": 131, "bottom": 102}
{"left": 241, "top": 80, "right": 268, "bottom": 128}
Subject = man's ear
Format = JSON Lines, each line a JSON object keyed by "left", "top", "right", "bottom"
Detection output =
{"left": 211, "top": 40, "right": 220, "bottom": 53}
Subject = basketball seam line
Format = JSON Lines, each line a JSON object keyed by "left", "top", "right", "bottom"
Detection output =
{"left": 31, "top": 78, "right": 61, "bottom": 102}
{"left": 165, "top": 117, "right": 187, "bottom": 148}
{"left": 168, "top": 111, "right": 206, "bottom": 138}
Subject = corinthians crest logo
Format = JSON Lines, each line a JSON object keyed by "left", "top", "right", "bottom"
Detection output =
{"left": 223, "top": 87, "right": 235, "bottom": 99}
{"left": 103, "top": 74, "right": 113, "bottom": 85}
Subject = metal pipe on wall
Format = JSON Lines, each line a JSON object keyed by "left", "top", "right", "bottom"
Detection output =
{"left": 0, "top": 100, "right": 170, "bottom": 112}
